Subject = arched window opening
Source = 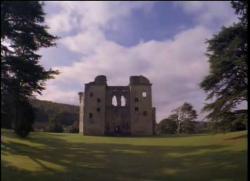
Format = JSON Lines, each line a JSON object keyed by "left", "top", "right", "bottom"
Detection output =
{"left": 121, "top": 96, "right": 126, "bottom": 107}
{"left": 135, "top": 107, "right": 139, "bottom": 111}
{"left": 142, "top": 91, "right": 147, "bottom": 98}
{"left": 89, "top": 113, "right": 93, "bottom": 118}
{"left": 112, "top": 96, "right": 118, "bottom": 106}
{"left": 96, "top": 108, "right": 101, "bottom": 112}
{"left": 97, "top": 98, "right": 101, "bottom": 103}
{"left": 134, "top": 97, "right": 139, "bottom": 102}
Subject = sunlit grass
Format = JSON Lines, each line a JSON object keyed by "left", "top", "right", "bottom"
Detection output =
{"left": 1, "top": 129, "right": 247, "bottom": 181}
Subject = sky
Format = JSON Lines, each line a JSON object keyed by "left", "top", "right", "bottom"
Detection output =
{"left": 37, "top": 1, "right": 238, "bottom": 122}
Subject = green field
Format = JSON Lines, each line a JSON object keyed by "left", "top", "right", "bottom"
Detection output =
{"left": 1, "top": 129, "right": 247, "bottom": 181}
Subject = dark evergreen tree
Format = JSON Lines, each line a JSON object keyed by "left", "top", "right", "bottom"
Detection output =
{"left": 200, "top": 1, "right": 247, "bottom": 130}
{"left": 1, "top": 2, "right": 58, "bottom": 137}
{"left": 14, "top": 100, "right": 35, "bottom": 137}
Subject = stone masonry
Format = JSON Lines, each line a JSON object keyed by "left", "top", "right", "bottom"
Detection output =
{"left": 78, "top": 75, "right": 156, "bottom": 136}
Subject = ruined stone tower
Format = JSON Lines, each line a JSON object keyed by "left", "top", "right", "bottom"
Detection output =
{"left": 78, "top": 75, "right": 156, "bottom": 136}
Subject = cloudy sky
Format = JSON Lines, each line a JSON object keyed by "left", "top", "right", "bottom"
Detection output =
{"left": 37, "top": 1, "right": 238, "bottom": 122}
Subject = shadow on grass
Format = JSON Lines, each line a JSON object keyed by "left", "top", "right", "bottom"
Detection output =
{"left": 1, "top": 132, "right": 247, "bottom": 181}
{"left": 225, "top": 134, "right": 247, "bottom": 140}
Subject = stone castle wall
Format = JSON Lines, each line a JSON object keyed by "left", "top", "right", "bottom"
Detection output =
{"left": 79, "top": 75, "right": 155, "bottom": 136}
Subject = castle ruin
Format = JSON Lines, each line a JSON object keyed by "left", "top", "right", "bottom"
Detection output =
{"left": 78, "top": 75, "right": 156, "bottom": 136}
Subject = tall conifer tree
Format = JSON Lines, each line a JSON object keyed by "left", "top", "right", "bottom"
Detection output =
{"left": 1, "top": 1, "right": 58, "bottom": 137}
{"left": 200, "top": 1, "right": 247, "bottom": 130}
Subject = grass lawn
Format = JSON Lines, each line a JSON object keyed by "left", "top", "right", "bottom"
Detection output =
{"left": 1, "top": 129, "right": 247, "bottom": 181}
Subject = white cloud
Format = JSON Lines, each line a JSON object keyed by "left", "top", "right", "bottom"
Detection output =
{"left": 46, "top": 1, "right": 154, "bottom": 34}
{"left": 175, "top": 1, "right": 238, "bottom": 27}
{"left": 38, "top": 1, "right": 237, "bottom": 122}
{"left": 38, "top": 25, "right": 211, "bottom": 121}
{"left": 46, "top": 12, "right": 72, "bottom": 34}
{"left": 61, "top": 27, "right": 106, "bottom": 54}
{"left": 38, "top": 83, "right": 78, "bottom": 105}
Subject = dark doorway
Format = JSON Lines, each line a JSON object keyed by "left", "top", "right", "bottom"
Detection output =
{"left": 114, "top": 125, "right": 121, "bottom": 136}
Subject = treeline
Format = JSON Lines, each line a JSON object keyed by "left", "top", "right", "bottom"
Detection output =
{"left": 1, "top": 99, "right": 79, "bottom": 133}
{"left": 30, "top": 99, "right": 79, "bottom": 133}
{"left": 157, "top": 102, "right": 246, "bottom": 135}
{"left": 1, "top": 1, "right": 59, "bottom": 137}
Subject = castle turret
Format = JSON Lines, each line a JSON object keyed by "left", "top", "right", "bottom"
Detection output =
{"left": 83, "top": 75, "right": 107, "bottom": 135}
{"left": 129, "top": 76, "right": 155, "bottom": 135}
{"left": 78, "top": 92, "right": 84, "bottom": 134}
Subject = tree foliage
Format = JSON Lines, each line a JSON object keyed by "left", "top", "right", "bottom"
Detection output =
{"left": 30, "top": 99, "right": 79, "bottom": 133}
{"left": 173, "top": 102, "right": 198, "bottom": 134}
{"left": 158, "top": 116, "right": 177, "bottom": 134}
{"left": 1, "top": 1, "right": 58, "bottom": 137}
{"left": 158, "top": 103, "right": 198, "bottom": 134}
{"left": 48, "top": 114, "right": 64, "bottom": 133}
{"left": 13, "top": 100, "right": 35, "bottom": 137}
{"left": 200, "top": 1, "right": 248, "bottom": 129}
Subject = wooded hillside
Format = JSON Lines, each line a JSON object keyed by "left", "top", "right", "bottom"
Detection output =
{"left": 30, "top": 99, "right": 79, "bottom": 132}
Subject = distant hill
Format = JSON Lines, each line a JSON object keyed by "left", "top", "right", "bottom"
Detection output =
{"left": 30, "top": 99, "right": 79, "bottom": 132}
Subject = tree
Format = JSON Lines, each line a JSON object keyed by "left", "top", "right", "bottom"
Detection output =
{"left": 172, "top": 102, "right": 198, "bottom": 134}
{"left": 181, "top": 120, "right": 196, "bottom": 134}
{"left": 158, "top": 103, "right": 198, "bottom": 135}
{"left": 200, "top": 1, "right": 247, "bottom": 129}
{"left": 14, "top": 100, "right": 35, "bottom": 137}
{"left": 1, "top": 2, "right": 58, "bottom": 137}
{"left": 69, "top": 121, "right": 79, "bottom": 133}
{"left": 47, "top": 113, "right": 64, "bottom": 133}
{"left": 158, "top": 115, "right": 178, "bottom": 134}
{"left": 48, "top": 122, "right": 64, "bottom": 133}
{"left": 208, "top": 110, "right": 247, "bottom": 132}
